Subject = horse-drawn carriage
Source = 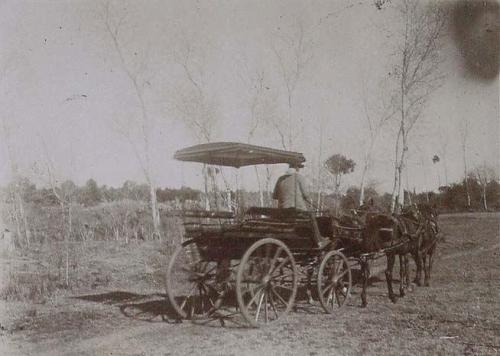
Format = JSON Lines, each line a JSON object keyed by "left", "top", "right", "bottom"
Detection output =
{"left": 166, "top": 142, "right": 352, "bottom": 327}
{"left": 166, "top": 142, "right": 439, "bottom": 327}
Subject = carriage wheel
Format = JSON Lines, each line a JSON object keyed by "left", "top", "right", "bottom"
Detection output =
{"left": 236, "top": 238, "right": 298, "bottom": 327}
{"left": 317, "top": 250, "right": 352, "bottom": 314}
{"left": 166, "top": 239, "right": 219, "bottom": 320}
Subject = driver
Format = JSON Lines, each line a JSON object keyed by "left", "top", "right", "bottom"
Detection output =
{"left": 272, "top": 163, "right": 312, "bottom": 210}
{"left": 273, "top": 164, "right": 329, "bottom": 249}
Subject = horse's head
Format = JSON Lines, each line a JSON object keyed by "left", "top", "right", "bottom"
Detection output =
{"left": 417, "top": 203, "right": 439, "bottom": 221}
{"left": 362, "top": 213, "right": 395, "bottom": 251}
{"left": 401, "top": 204, "right": 421, "bottom": 221}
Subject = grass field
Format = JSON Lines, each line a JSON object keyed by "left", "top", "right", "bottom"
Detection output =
{"left": 1, "top": 212, "right": 499, "bottom": 355}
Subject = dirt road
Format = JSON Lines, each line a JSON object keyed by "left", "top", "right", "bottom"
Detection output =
{"left": 2, "top": 213, "right": 499, "bottom": 355}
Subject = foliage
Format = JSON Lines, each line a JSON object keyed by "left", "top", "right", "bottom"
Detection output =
{"left": 324, "top": 154, "right": 356, "bottom": 196}
{"left": 324, "top": 154, "right": 356, "bottom": 177}
{"left": 1, "top": 178, "right": 202, "bottom": 207}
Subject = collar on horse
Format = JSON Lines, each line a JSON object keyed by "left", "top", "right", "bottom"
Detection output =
{"left": 396, "top": 215, "right": 425, "bottom": 240}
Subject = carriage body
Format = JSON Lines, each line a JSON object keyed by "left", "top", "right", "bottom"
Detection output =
{"left": 183, "top": 207, "right": 323, "bottom": 262}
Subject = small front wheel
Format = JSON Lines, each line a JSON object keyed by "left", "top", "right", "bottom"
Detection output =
{"left": 317, "top": 250, "right": 352, "bottom": 313}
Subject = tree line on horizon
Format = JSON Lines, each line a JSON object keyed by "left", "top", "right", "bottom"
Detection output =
{"left": 2, "top": 171, "right": 498, "bottom": 213}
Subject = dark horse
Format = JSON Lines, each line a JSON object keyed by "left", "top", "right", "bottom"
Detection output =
{"left": 360, "top": 209, "right": 424, "bottom": 306}
{"left": 412, "top": 203, "right": 439, "bottom": 287}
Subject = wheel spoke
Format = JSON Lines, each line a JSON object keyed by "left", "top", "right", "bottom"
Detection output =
{"left": 327, "top": 288, "right": 334, "bottom": 306}
{"left": 268, "top": 291, "right": 279, "bottom": 317}
{"left": 322, "top": 283, "right": 334, "bottom": 297}
{"left": 270, "top": 284, "right": 289, "bottom": 307}
{"left": 247, "top": 285, "right": 265, "bottom": 308}
{"left": 178, "top": 283, "right": 198, "bottom": 310}
{"left": 270, "top": 256, "right": 290, "bottom": 275}
{"left": 268, "top": 247, "right": 283, "bottom": 273}
{"left": 201, "top": 284, "right": 216, "bottom": 309}
{"left": 241, "top": 278, "right": 261, "bottom": 285}
{"left": 274, "top": 284, "right": 294, "bottom": 292}
{"left": 179, "top": 295, "right": 189, "bottom": 311}
{"left": 336, "top": 286, "right": 347, "bottom": 297}
{"left": 255, "top": 291, "right": 265, "bottom": 322}
{"left": 264, "top": 292, "right": 269, "bottom": 323}
{"left": 336, "top": 268, "right": 349, "bottom": 279}
{"left": 334, "top": 259, "right": 342, "bottom": 275}
{"left": 334, "top": 290, "right": 343, "bottom": 307}
{"left": 189, "top": 296, "right": 195, "bottom": 317}
{"left": 198, "top": 285, "right": 204, "bottom": 312}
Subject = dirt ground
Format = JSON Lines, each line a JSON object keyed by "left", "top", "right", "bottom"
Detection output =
{"left": 1, "top": 212, "right": 499, "bottom": 355}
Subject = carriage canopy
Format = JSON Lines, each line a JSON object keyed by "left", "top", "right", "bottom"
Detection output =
{"left": 174, "top": 142, "right": 306, "bottom": 168}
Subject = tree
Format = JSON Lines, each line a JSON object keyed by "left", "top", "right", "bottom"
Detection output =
{"left": 324, "top": 154, "right": 356, "bottom": 195}
{"left": 271, "top": 20, "right": 313, "bottom": 150}
{"left": 387, "top": 0, "right": 446, "bottom": 212}
{"left": 359, "top": 77, "right": 395, "bottom": 206}
{"left": 236, "top": 59, "right": 279, "bottom": 207}
{"left": 79, "top": 179, "right": 102, "bottom": 207}
{"left": 102, "top": 2, "right": 161, "bottom": 238}
{"left": 474, "top": 163, "right": 496, "bottom": 211}
{"left": 172, "top": 34, "right": 220, "bottom": 210}
{"left": 436, "top": 125, "right": 450, "bottom": 186}
{"left": 313, "top": 115, "right": 330, "bottom": 211}
{"left": 0, "top": 62, "right": 31, "bottom": 246}
{"left": 38, "top": 136, "right": 74, "bottom": 286}
{"left": 459, "top": 119, "right": 472, "bottom": 208}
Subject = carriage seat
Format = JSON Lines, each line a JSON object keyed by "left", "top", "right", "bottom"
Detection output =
{"left": 244, "top": 207, "right": 333, "bottom": 238}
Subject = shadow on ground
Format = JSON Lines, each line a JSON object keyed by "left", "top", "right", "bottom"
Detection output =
{"left": 73, "top": 292, "right": 181, "bottom": 323}
{"left": 72, "top": 278, "right": 386, "bottom": 328}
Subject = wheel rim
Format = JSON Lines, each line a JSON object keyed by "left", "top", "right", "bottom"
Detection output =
{"left": 166, "top": 240, "right": 219, "bottom": 319}
{"left": 318, "top": 251, "right": 352, "bottom": 314}
{"left": 236, "top": 238, "right": 297, "bottom": 327}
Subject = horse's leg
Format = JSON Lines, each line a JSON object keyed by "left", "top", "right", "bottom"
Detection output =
{"left": 405, "top": 252, "right": 413, "bottom": 292}
{"left": 422, "top": 252, "right": 429, "bottom": 286}
{"left": 385, "top": 253, "right": 396, "bottom": 303}
{"left": 306, "top": 266, "right": 314, "bottom": 304}
{"left": 360, "top": 259, "right": 370, "bottom": 308}
{"left": 413, "top": 236, "right": 423, "bottom": 287}
{"left": 425, "top": 244, "right": 435, "bottom": 287}
{"left": 399, "top": 254, "right": 406, "bottom": 297}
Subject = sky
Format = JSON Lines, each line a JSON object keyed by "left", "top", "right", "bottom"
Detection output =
{"left": 0, "top": 0, "right": 498, "bottom": 194}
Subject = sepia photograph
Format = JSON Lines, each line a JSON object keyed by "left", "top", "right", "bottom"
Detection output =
{"left": 0, "top": 0, "right": 498, "bottom": 355}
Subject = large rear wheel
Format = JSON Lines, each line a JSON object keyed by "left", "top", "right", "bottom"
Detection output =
{"left": 236, "top": 238, "right": 298, "bottom": 327}
{"left": 166, "top": 239, "right": 219, "bottom": 320}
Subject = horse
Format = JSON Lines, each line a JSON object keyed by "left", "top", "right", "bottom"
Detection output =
{"left": 412, "top": 203, "right": 439, "bottom": 287}
{"left": 360, "top": 209, "right": 424, "bottom": 306}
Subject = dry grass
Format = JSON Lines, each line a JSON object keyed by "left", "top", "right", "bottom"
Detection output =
{"left": 2, "top": 212, "right": 499, "bottom": 355}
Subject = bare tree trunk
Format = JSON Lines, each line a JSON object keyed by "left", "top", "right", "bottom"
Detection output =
{"left": 391, "top": 128, "right": 403, "bottom": 213}
{"left": 265, "top": 166, "right": 273, "bottom": 207}
{"left": 460, "top": 118, "right": 471, "bottom": 208}
{"left": 463, "top": 160, "right": 471, "bottom": 208}
{"left": 11, "top": 200, "right": 23, "bottom": 247}
{"left": 103, "top": 3, "right": 161, "bottom": 238}
{"left": 443, "top": 160, "right": 449, "bottom": 186}
{"left": 359, "top": 163, "right": 368, "bottom": 207}
{"left": 2, "top": 118, "right": 30, "bottom": 246}
{"left": 13, "top": 188, "right": 30, "bottom": 247}
{"left": 482, "top": 186, "right": 487, "bottom": 211}
{"left": 203, "top": 164, "right": 209, "bottom": 210}
{"left": 254, "top": 166, "right": 264, "bottom": 207}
